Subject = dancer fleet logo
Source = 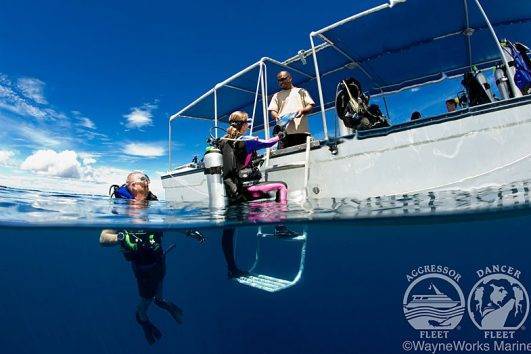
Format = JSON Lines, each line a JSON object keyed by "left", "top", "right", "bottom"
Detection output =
{"left": 467, "top": 265, "right": 529, "bottom": 338}
{"left": 403, "top": 265, "right": 465, "bottom": 338}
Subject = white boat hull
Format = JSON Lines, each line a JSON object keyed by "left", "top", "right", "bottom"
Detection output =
{"left": 162, "top": 98, "right": 531, "bottom": 203}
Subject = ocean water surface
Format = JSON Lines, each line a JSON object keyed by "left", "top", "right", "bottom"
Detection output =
{"left": 1, "top": 181, "right": 531, "bottom": 353}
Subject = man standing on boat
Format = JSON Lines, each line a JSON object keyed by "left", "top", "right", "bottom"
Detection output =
{"left": 268, "top": 71, "right": 315, "bottom": 148}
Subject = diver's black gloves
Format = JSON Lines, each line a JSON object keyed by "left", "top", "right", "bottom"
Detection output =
{"left": 277, "top": 131, "right": 285, "bottom": 140}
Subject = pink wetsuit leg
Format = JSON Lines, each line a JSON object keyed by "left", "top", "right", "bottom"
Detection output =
{"left": 246, "top": 183, "right": 287, "bottom": 203}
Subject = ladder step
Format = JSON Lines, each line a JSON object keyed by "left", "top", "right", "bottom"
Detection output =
{"left": 257, "top": 233, "right": 306, "bottom": 241}
{"left": 234, "top": 274, "right": 293, "bottom": 292}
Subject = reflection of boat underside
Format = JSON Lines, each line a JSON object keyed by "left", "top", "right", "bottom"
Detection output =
{"left": 162, "top": 98, "right": 531, "bottom": 202}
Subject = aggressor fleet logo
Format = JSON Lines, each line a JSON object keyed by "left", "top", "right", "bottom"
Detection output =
{"left": 403, "top": 265, "right": 465, "bottom": 337}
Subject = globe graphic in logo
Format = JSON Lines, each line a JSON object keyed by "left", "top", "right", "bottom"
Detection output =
{"left": 467, "top": 274, "right": 529, "bottom": 330}
{"left": 403, "top": 274, "right": 465, "bottom": 330}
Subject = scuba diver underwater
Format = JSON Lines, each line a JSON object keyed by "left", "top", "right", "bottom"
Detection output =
{"left": 101, "top": 171, "right": 205, "bottom": 345}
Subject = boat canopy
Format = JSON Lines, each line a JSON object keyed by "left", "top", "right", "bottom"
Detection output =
{"left": 169, "top": 55, "right": 321, "bottom": 132}
{"left": 170, "top": 0, "right": 531, "bottom": 132}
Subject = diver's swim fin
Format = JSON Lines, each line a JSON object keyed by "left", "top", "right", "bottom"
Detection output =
{"left": 136, "top": 312, "right": 162, "bottom": 345}
{"left": 154, "top": 299, "right": 183, "bottom": 324}
{"left": 274, "top": 225, "right": 301, "bottom": 238}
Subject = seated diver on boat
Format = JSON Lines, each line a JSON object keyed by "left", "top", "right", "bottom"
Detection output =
{"left": 102, "top": 171, "right": 205, "bottom": 345}
{"left": 220, "top": 110, "right": 288, "bottom": 204}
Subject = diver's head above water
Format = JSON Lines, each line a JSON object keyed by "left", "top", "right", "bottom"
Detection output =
{"left": 109, "top": 171, "right": 157, "bottom": 202}
{"left": 126, "top": 171, "right": 156, "bottom": 202}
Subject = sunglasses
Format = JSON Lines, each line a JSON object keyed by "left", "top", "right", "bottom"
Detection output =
{"left": 230, "top": 119, "right": 252, "bottom": 127}
{"left": 132, "top": 175, "right": 150, "bottom": 184}
{"left": 277, "top": 77, "right": 290, "bottom": 82}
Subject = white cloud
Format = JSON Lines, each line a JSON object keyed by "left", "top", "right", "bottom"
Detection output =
{"left": 0, "top": 167, "right": 132, "bottom": 197}
{"left": 0, "top": 150, "right": 14, "bottom": 166}
{"left": 79, "top": 117, "right": 95, "bottom": 129}
{"left": 9, "top": 121, "right": 63, "bottom": 147}
{"left": 0, "top": 163, "right": 164, "bottom": 198}
{"left": 123, "top": 143, "right": 165, "bottom": 157}
{"left": 21, "top": 150, "right": 82, "bottom": 178}
{"left": 0, "top": 75, "right": 63, "bottom": 120}
{"left": 124, "top": 103, "right": 156, "bottom": 129}
{"left": 83, "top": 157, "right": 96, "bottom": 165}
{"left": 0, "top": 85, "right": 47, "bottom": 119}
{"left": 17, "top": 77, "right": 47, "bottom": 104}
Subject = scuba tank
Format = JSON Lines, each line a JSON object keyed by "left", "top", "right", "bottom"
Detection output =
{"left": 204, "top": 146, "right": 226, "bottom": 209}
{"left": 473, "top": 66, "right": 494, "bottom": 102}
{"left": 495, "top": 65, "right": 511, "bottom": 100}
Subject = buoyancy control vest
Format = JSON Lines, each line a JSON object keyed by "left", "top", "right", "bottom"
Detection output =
{"left": 219, "top": 139, "right": 261, "bottom": 202}
{"left": 109, "top": 184, "right": 158, "bottom": 201}
{"left": 119, "top": 230, "right": 164, "bottom": 265}
{"left": 335, "top": 77, "right": 389, "bottom": 130}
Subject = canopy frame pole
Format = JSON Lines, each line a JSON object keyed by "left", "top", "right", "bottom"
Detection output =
{"left": 225, "top": 84, "right": 257, "bottom": 95}
{"left": 260, "top": 61, "right": 270, "bottom": 140}
{"left": 473, "top": 0, "right": 521, "bottom": 97}
{"left": 310, "top": 34, "right": 329, "bottom": 141}
{"left": 170, "top": 62, "right": 262, "bottom": 121}
{"left": 380, "top": 89, "right": 391, "bottom": 121}
{"left": 313, "top": 0, "right": 405, "bottom": 36}
{"left": 250, "top": 64, "right": 263, "bottom": 136}
{"left": 214, "top": 88, "right": 218, "bottom": 138}
{"left": 317, "top": 33, "right": 381, "bottom": 86}
{"left": 463, "top": 0, "right": 473, "bottom": 69}
{"left": 168, "top": 118, "right": 173, "bottom": 171}
{"left": 262, "top": 57, "right": 314, "bottom": 79}
{"left": 265, "top": 63, "right": 269, "bottom": 116}
{"left": 260, "top": 61, "right": 272, "bottom": 167}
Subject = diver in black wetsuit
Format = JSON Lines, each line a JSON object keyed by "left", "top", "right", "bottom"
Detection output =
{"left": 101, "top": 171, "right": 205, "bottom": 345}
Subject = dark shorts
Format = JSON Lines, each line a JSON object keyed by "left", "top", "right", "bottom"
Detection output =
{"left": 282, "top": 133, "right": 309, "bottom": 148}
{"left": 132, "top": 259, "right": 166, "bottom": 299}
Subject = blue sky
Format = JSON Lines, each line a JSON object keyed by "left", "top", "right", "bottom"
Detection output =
{"left": 0, "top": 0, "right": 476, "bottom": 195}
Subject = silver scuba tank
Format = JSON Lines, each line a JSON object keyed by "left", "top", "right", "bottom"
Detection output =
{"left": 203, "top": 147, "right": 226, "bottom": 209}
{"left": 495, "top": 66, "right": 511, "bottom": 100}
{"left": 474, "top": 68, "right": 494, "bottom": 102}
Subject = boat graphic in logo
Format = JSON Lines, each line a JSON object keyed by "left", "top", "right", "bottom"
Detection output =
{"left": 403, "top": 274, "right": 465, "bottom": 330}
{"left": 467, "top": 273, "right": 529, "bottom": 330}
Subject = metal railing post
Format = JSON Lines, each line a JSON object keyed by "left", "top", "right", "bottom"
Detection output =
{"left": 214, "top": 88, "right": 218, "bottom": 138}
{"left": 310, "top": 33, "right": 329, "bottom": 141}
{"left": 474, "top": 0, "right": 521, "bottom": 97}
{"left": 168, "top": 119, "right": 172, "bottom": 170}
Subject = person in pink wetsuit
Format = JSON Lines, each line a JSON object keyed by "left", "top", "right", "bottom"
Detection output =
{"left": 219, "top": 110, "right": 287, "bottom": 205}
